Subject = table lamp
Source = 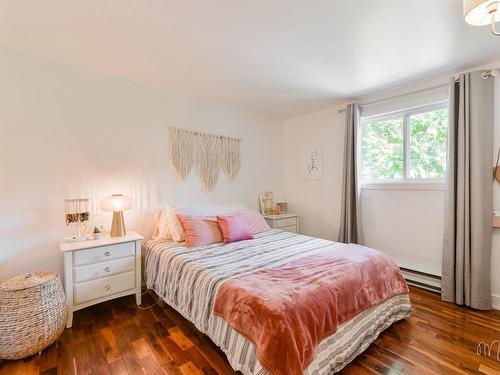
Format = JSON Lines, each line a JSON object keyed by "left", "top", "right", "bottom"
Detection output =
{"left": 100, "top": 194, "right": 134, "bottom": 237}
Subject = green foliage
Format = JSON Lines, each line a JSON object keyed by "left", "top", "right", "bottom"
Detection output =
{"left": 361, "top": 108, "right": 448, "bottom": 180}
{"left": 409, "top": 109, "right": 448, "bottom": 178}
{"left": 361, "top": 118, "right": 404, "bottom": 179}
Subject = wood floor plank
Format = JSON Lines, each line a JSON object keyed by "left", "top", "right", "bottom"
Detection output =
{"left": 178, "top": 361, "right": 203, "bottom": 375}
{"left": 139, "top": 354, "right": 166, "bottom": 375}
{"left": 167, "top": 327, "right": 195, "bottom": 351}
{"left": 19, "top": 356, "right": 39, "bottom": 375}
{"left": 183, "top": 346, "right": 219, "bottom": 375}
{"left": 480, "top": 364, "right": 500, "bottom": 375}
{"left": 108, "top": 357, "right": 129, "bottom": 375}
{"left": 1, "top": 286, "right": 500, "bottom": 374}
{"left": 0, "top": 361, "right": 23, "bottom": 375}
{"left": 132, "top": 338, "right": 153, "bottom": 360}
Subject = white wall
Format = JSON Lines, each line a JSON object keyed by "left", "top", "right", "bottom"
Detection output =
{"left": 360, "top": 188, "right": 444, "bottom": 276}
{"left": 283, "top": 72, "right": 500, "bottom": 308}
{"left": 0, "top": 49, "right": 285, "bottom": 282}
{"left": 283, "top": 107, "right": 345, "bottom": 241}
{"left": 283, "top": 106, "right": 444, "bottom": 276}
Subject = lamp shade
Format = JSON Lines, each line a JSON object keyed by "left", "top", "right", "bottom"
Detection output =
{"left": 464, "top": 0, "right": 500, "bottom": 26}
{"left": 100, "top": 194, "right": 134, "bottom": 212}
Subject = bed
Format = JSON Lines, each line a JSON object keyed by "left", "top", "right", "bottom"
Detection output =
{"left": 144, "top": 229, "right": 412, "bottom": 375}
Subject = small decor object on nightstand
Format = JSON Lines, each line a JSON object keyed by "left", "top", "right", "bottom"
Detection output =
{"left": 264, "top": 213, "right": 299, "bottom": 233}
{"left": 0, "top": 272, "right": 67, "bottom": 359}
{"left": 93, "top": 226, "right": 102, "bottom": 240}
{"left": 276, "top": 202, "right": 288, "bottom": 214}
{"left": 493, "top": 211, "right": 500, "bottom": 228}
{"left": 100, "top": 194, "right": 134, "bottom": 237}
{"left": 259, "top": 191, "right": 274, "bottom": 215}
{"left": 60, "top": 231, "right": 143, "bottom": 328}
{"left": 64, "top": 198, "right": 90, "bottom": 242}
{"left": 493, "top": 147, "right": 500, "bottom": 183}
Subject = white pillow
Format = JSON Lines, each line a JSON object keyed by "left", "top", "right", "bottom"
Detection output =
{"left": 174, "top": 203, "right": 247, "bottom": 216}
{"left": 151, "top": 208, "right": 172, "bottom": 240}
{"left": 151, "top": 209, "right": 161, "bottom": 239}
{"left": 167, "top": 207, "right": 184, "bottom": 241}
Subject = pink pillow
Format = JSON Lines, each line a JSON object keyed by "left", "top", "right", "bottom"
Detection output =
{"left": 242, "top": 209, "right": 270, "bottom": 234}
{"left": 177, "top": 215, "right": 223, "bottom": 247}
{"left": 217, "top": 213, "right": 254, "bottom": 244}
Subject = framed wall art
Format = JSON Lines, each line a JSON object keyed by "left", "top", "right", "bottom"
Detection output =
{"left": 301, "top": 147, "right": 323, "bottom": 180}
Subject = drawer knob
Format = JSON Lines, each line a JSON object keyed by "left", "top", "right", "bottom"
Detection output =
{"left": 104, "top": 285, "right": 111, "bottom": 291}
{"left": 104, "top": 267, "right": 110, "bottom": 273}
{"left": 104, "top": 251, "right": 110, "bottom": 257}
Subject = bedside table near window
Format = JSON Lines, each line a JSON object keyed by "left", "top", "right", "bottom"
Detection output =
{"left": 60, "top": 231, "right": 143, "bottom": 328}
{"left": 264, "top": 213, "right": 299, "bottom": 233}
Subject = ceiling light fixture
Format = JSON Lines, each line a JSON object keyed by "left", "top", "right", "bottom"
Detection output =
{"left": 464, "top": 0, "right": 500, "bottom": 35}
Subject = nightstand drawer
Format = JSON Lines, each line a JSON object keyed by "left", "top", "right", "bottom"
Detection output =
{"left": 74, "top": 271, "right": 135, "bottom": 305}
{"left": 281, "top": 225, "right": 297, "bottom": 233}
{"left": 61, "top": 231, "right": 143, "bottom": 328}
{"left": 74, "top": 242, "right": 135, "bottom": 266}
{"left": 275, "top": 217, "right": 297, "bottom": 228}
{"left": 74, "top": 256, "right": 135, "bottom": 283}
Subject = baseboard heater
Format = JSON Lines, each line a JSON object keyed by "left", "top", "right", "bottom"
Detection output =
{"left": 399, "top": 267, "right": 441, "bottom": 293}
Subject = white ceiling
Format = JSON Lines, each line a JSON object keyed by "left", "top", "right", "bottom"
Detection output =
{"left": 1, "top": 0, "right": 500, "bottom": 117}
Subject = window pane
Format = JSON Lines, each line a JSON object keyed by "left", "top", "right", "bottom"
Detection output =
{"left": 361, "top": 118, "right": 404, "bottom": 179}
{"left": 409, "top": 109, "right": 448, "bottom": 178}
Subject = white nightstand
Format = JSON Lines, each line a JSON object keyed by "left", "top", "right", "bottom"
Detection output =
{"left": 60, "top": 231, "right": 143, "bottom": 328}
{"left": 264, "top": 213, "right": 299, "bottom": 233}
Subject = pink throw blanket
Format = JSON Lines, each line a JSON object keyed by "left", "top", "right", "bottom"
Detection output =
{"left": 213, "top": 244, "right": 409, "bottom": 375}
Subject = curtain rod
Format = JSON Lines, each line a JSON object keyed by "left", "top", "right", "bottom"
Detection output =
{"left": 337, "top": 83, "right": 449, "bottom": 114}
{"left": 359, "top": 83, "right": 449, "bottom": 109}
{"left": 167, "top": 126, "right": 242, "bottom": 142}
{"left": 337, "top": 69, "right": 496, "bottom": 114}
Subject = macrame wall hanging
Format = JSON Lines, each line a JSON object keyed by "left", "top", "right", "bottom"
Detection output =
{"left": 168, "top": 127, "right": 242, "bottom": 192}
{"left": 221, "top": 136, "right": 241, "bottom": 182}
{"left": 169, "top": 128, "right": 195, "bottom": 181}
{"left": 195, "top": 133, "right": 222, "bottom": 193}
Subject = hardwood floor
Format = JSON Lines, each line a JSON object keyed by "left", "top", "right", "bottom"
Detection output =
{"left": 1, "top": 286, "right": 500, "bottom": 375}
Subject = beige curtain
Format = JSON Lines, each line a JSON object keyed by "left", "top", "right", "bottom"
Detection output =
{"left": 338, "top": 104, "right": 363, "bottom": 244}
{"left": 442, "top": 72, "right": 494, "bottom": 310}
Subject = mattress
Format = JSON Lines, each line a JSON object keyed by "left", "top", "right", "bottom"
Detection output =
{"left": 144, "top": 229, "right": 412, "bottom": 375}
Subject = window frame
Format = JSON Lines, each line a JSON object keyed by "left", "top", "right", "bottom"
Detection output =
{"left": 359, "top": 101, "right": 448, "bottom": 190}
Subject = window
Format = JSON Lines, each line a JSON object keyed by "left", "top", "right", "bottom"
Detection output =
{"left": 360, "top": 104, "right": 448, "bottom": 183}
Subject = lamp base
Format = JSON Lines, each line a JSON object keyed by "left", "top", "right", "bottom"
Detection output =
{"left": 110, "top": 211, "right": 126, "bottom": 237}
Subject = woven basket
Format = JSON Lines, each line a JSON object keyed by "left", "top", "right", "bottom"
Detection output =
{"left": 0, "top": 272, "right": 67, "bottom": 359}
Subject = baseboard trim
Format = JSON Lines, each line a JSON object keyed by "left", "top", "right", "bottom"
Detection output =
{"left": 405, "top": 279, "right": 441, "bottom": 293}
{"left": 492, "top": 294, "right": 500, "bottom": 311}
{"left": 400, "top": 267, "right": 441, "bottom": 293}
{"left": 399, "top": 267, "right": 500, "bottom": 311}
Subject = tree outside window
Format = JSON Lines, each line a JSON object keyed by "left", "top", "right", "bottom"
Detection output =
{"left": 361, "top": 105, "right": 448, "bottom": 181}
